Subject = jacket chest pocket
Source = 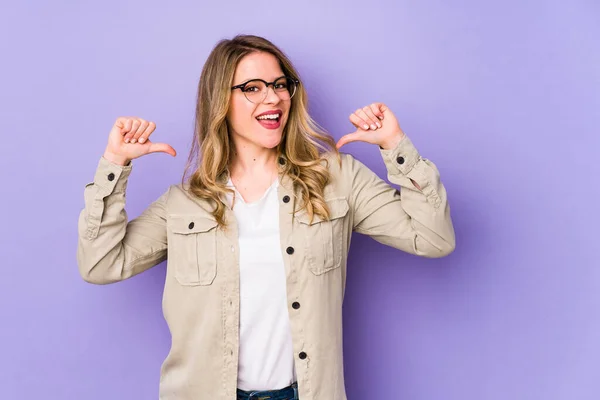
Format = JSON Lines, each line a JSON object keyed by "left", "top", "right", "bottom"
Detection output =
{"left": 297, "top": 198, "right": 349, "bottom": 275}
{"left": 168, "top": 215, "right": 218, "bottom": 286}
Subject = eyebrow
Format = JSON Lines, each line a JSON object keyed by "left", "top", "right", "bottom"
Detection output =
{"left": 233, "top": 74, "right": 287, "bottom": 86}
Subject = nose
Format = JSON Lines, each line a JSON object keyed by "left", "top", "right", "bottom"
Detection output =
{"left": 262, "top": 84, "right": 281, "bottom": 105}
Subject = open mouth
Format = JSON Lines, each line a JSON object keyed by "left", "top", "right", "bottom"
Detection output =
{"left": 256, "top": 110, "right": 283, "bottom": 129}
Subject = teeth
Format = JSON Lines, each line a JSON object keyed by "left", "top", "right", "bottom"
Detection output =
{"left": 257, "top": 114, "right": 280, "bottom": 120}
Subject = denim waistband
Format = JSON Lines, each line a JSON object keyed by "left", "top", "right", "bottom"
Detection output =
{"left": 236, "top": 381, "right": 298, "bottom": 400}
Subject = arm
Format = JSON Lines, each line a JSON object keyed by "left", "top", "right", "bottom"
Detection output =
{"left": 76, "top": 156, "right": 169, "bottom": 284}
{"left": 337, "top": 102, "right": 455, "bottom": 258}
{"left": 348, "top": 135, "right": 455, "bottom": 258}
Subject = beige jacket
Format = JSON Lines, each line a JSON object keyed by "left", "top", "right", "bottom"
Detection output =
{"left": 77, "top": 135, "right": 455, "bottom": 399}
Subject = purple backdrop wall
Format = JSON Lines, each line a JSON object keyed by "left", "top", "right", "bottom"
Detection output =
{"left": 1, "top": 1, "right": 599, "bottom": 399}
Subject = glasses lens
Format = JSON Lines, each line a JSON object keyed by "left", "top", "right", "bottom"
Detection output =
{"left": 273, "top": 77, "right": 297, "bottom": 100}
{"left": 241, "top": 77, "right": 298, "bottom": 103}
{"left": 242, "top": 79, "right": 267, "bottom": 104}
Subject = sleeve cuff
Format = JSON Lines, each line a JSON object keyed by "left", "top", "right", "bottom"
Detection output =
{"left": 93, "top": 156, "right": 133, "bottom": 195}
{"left": 379, "top": 135, "right": 421, "bottom": 176}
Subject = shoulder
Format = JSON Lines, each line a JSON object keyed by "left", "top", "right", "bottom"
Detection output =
{"left": 321, "top": 150, "right": 369, "bottom": 179}
{"left": 318, "top": 150, "right": 369, "bottom": 198}
{"left": 161, "top": 183, "right": 215, "bottom": 216}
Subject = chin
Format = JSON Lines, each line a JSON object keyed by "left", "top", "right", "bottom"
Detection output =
{"left": 260, "top": 137, "right": 282, "bottom": 149}
{"left": 257, "top": 128, "right": 284, "bottom": 148}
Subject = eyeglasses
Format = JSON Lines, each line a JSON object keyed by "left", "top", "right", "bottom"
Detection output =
{"left": 231, "top": 76, "right": 299, "bottom": 104}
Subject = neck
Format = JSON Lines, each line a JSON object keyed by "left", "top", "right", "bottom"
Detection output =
{"left": 229, "top": 142, "right": 278, "bottom": 178}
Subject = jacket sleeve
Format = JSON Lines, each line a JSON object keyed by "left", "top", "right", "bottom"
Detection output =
{"left": 77, "top": 156, "right": 169, "bottom": 284}
{"left": 347, "top": 135, "right": 455, "bottom": 258}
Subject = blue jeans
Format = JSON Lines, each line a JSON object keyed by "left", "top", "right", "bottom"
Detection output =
{"left": 236, "top": 381, "right": 299, "bottom": 400}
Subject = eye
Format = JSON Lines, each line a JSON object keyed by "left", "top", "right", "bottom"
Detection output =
{"left": 243, "top": 85, "right": 260, "bottom": 93}
{"left": 274, "top": 78, "right": 290, "bottom": 90}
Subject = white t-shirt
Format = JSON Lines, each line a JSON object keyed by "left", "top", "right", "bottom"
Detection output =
{"left": 226, "top": 178, "right": 297, "bottom": 391}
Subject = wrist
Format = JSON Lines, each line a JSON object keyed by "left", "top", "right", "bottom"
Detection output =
{"left": 380, "top": 131, "right": 406, "bottom": 150}
{"left": 103, "top": 150, "right": 130, "bottom": 166}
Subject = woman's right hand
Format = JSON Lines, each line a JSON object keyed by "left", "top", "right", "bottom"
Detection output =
{"left": 103, "top": 116, "right": 177, "bottom": 166}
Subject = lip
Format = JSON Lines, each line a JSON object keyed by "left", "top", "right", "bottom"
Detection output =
{"left": 255, "top": 109, "right": 283, "bottom": 118}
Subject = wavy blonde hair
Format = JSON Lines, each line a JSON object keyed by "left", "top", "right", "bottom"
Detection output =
{"left": 182, "top": 34, "right": 339, "bottom": 227}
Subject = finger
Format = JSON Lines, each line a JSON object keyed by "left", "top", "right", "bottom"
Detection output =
{"left": 356, "top": 108, "right": 377, "bottom": 130}
{"left": 362, "top": 106, "right": 381, "bottom": 129}
{"left": 125, "top": 120, "right": 142, "bottom": 143}
{"left": 148, "top": 142, "right": 177, "bottom": 157}
{"left": 122, "top": 119, "right": 135, "bottom": 143}
{"left": 369, "top": 103, "right": 385, "bottom": 123}
{"left": 131, "top": 120, "right": 149, "bottom": 144}
{"left": 350, "top": 112, "right": 370, "bottom": 131}
{"left": 138, "top": 121, "right": 156, "bottom": 144}
{"left": 115, "top": 117, "right": 126, "bottom": 130}
{"left": 122, "top": 119, "right": 134, "bottom": 141}
{"left": 375, "top": 103, "right": 388, "bottom": 119}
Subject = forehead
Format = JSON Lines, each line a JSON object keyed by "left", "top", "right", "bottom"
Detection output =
{"left": 233, "top": 52, "right": 284, "bottom": 83}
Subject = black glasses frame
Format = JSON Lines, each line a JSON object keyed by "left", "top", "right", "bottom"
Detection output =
{"left": 231, "top": 76, "right": 300, "bottom": 102}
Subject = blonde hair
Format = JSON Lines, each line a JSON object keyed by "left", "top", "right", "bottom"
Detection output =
{"left": 183, "top": 34, "right": 339, "bottom": 227}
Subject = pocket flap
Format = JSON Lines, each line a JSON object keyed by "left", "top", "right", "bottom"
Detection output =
{"left": 297, "top": 198, "right": 349, "bottom": 225}
{"left": 169, "top": 215, "right": 218, "bottom": 234}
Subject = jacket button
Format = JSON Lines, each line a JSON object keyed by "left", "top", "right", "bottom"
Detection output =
{"left": 396, "top": 156, "right": 405, "bottom": 165}
{"left": 299, "top": 352, "right": 307, "bottom": 360}
{"left": 286, "top": 246, "right": 294, "bottom": 255}
{"left": 107, "top": 172, "right": 115, "bottom": 181}
{"left": 188, "top": 222, "right": 195, "bottom": 229}
{"left": 292, "top": 302, "right": 300, "bottom": 309}
{"left": 283, "top": 195, "right": 290, "bottom": 203}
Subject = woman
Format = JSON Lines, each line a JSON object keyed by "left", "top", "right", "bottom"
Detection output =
{"left": 77, "top": 34, "right": 455, "bottom": 400}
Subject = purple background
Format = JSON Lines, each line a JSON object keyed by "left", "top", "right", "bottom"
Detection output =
{"left": 1, "top": 1, "right": 599, "bottom": 399}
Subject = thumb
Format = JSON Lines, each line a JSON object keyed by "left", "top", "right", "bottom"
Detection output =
{"left": 336, "top": 131, "right": 363, "bottom": 149}
{"left": 148, "top": 142, "right": 177, "bottom": 157}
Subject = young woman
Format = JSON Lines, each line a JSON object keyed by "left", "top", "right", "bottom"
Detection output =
{"left": 77, "top": 34, "right": 455, "bottom": 400}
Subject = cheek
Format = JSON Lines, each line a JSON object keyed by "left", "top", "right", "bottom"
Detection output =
{"left": 228, "top": 97, "right": 257, "bottom": 130}
{"left": 282, "top": 103, "right": 292, "bottom": 123}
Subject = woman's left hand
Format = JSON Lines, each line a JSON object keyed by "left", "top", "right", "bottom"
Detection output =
{"left": 336, "top": 102, "right": 406, "bottom": 150}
